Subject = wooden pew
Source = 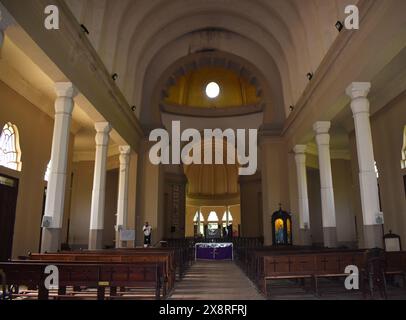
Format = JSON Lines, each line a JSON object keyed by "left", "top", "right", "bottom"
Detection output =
{"left": 29, "top": 251, "right": 175, "bottom": 296}
{"left": 384, "top": 251, "right": 406, "bottom": 286}
{"left": 0, "top": 261, "right": 163, "bottom": 300}
{"left": 251, "top": 249, "right": 366, "bottom": 296}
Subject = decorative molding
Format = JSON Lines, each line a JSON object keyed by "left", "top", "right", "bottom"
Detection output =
{"left": 1, "top": 0, "right": 144, "bottom": 151}
{"left": 160, "top": 103, "right": 263, "bottom": 118}
{"left": 281, "top": 0, "right": 377, "bottom": 136}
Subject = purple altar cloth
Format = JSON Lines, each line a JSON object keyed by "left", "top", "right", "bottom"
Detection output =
{"left": 195, "top": 243, "right": 233, "bottom": 260}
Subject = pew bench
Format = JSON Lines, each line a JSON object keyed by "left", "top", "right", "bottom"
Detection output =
{"left": 0, "top": 261, "right": 163, "bottom": 300}
{"left": 29, "top": 252, "right": 175, "bottom": 295}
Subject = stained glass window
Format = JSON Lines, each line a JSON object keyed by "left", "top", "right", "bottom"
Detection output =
{"left": 272, "top": 206, "right": 293, "bottom": 246}
{"left": 0, "top": 123, "right": 22, "bottom": 171}
{"left": 275, "top": 219, "right": 284, "bottom": 244}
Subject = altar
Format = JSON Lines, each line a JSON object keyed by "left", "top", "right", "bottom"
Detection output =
{"left": 195, "top": 243, "right": 233, "bottom": 261}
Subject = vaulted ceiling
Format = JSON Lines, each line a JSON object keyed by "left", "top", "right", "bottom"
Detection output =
{"left": 65, "top": 0, "right": 357, "bottom": 128}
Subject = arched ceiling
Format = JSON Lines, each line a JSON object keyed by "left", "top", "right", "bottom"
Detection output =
{"left": 65, "top": 0, "right": 355, "bottom": 128}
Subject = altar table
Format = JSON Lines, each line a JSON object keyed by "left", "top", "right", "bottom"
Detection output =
{"left": 195, "top": 243, "right": 233, "bottom": 261}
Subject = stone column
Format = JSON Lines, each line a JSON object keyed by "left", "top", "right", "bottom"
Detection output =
{"left": 293, "top": 145, "right": 312, "bottom": 246}
{"left": 41, "top": 82, "right": 77, "bottom": 253}
{"left": 260, "top": 136, "right": 289, "bottom": 246}
{"left": 115, "top": 145, "right": 131, "bottom": 248}
{"left": 313, "top": 122, "right": 338, "bottom": 248}
{"left": 346, "top": 82, "right": 383, "bottom": 248}
{"left": 88, "top": 122, "right": 112, "bottom": 250}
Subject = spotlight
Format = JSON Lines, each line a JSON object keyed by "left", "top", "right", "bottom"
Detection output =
{"left": 289, "top": 105, "right": 295, "bottom": 112}
{"left": 335, "top": 21, "right": 344, "bottom": 32}
{"left": 80, "top": 24, "right": 90, "bottom": 35}
{"left": 307, "top": 72, "right": 313, "bottom": 81}
{"left": 112, "top": 73, "right": 118, "bottom": 81}
{"left": 131, "top": 106, "right": 136, "bottom": 112}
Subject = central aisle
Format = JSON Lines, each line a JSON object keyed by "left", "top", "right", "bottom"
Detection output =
{"left": 169, "top": 261, "right": 265, "bottom": 300}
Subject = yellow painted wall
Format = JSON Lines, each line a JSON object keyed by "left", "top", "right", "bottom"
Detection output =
{"left": 0, "top": 80, "right": 73, "bottom": 257}
{"left": 166, "top": 67, "right": 259, "bottom": 108}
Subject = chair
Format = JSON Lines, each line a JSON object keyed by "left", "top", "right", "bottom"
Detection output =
{"left": 361, "top": 248, "right": 388, "bottom": 300}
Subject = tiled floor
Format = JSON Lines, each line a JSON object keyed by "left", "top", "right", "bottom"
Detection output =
{"left": 169, "top": 260, "right": 265, "bottom": 300}
{"left": 169, "top": 261, "right": 406, "bottom": 300}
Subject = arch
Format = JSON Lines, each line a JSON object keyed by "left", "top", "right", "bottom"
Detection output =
{"left": 207, "top": 211, "right": 219, "bottom": 222}
{"left": 0, "top": 122, "right": 22, "bottom": 171}
{"left": 222, "top": 211, "right": 233, "bottom": 222}
{"left": 402, "top": 126, "right": 406, "bottom": 169}
{"left": 193, "top": 211, "right": 205, "bottom": 222}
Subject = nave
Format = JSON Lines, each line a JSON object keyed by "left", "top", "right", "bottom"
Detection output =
{"left": 1, "top": 238, "right": 406, "bottom": 301}
{"left": 169, "top": 261, "right": 264, "bottom": 300}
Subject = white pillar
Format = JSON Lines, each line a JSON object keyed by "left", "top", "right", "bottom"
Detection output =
{"left": 293, "top": 145, "right": 312, "bottom": 246}
{"left": 197, "top": 206, "right": 201, "bottom": 236}
{"left": 89, "top": 122, "right": 112, "bottom": 250}
{"left": 115, "top": 145, "right": 131, "bottom": 248}
{"left": 313, "top": 121, "right": 338, "bottom": 248}
{"left": 41, "top": 82, "right": 77, "bottom": 253}
{"left": 346, "top": 82, "right": 383, "bottom": 248}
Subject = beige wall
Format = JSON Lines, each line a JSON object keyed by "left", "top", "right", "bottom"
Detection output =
{"left": 332, "top": 159, "right": 357, "bottom": 246}
{"left": 69, "top": 158, "right": 120, "bottom": 248}
{"left": 240, "top": 175, "right": 263, "bottom": 237}
{"left": 307, "top": 168, "right": 324, "bottom": 245}
{"left": 350, "top": 93, "right": 406, "bottom": 246}
{"left": 306, "top": 156, "right": 357, "bottom": 247}
{"left": 0, "top": 80, "right": 74, "bottom": 257}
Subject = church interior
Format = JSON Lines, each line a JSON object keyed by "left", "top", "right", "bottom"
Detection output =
{"left": 0, "top": 0, "right": 406, "bottom": 301}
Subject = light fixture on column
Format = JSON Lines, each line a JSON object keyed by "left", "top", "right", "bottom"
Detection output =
{"left": 307, "top": 73, "right": 313, "bottom": 81}
{"left": 335, "top": 21, "right": 344, "bottom": 32}
{"left": 112, "top": 73, "right": 119, "bottom": 81}
{"left": 131, "top": 106, "right": 136, "bottom": 112}
{"left": 80, "top": 24, "right": 90, "bottom": 35}
{"left": 289, "top": 105, "right": 295, "bottom": 112}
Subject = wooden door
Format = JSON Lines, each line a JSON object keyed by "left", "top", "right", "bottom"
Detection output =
{"left": 0, "top": 175, "right": 19, "bottom": 261}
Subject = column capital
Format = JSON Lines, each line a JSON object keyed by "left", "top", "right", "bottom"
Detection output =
{"left": 95, "top": 122, "right": 111, "bottom": 146}
{"left": 293, "top": 145, "right": 307, "bottom": 154}
{"left": 55, "top": 82, "right": 78, "bottom": 98}
{"left": 346, "top": 82, "right": 371, "bottom": 100}
{"left": 119, "top": 145, "right": 131, "bottom": 155}
{"left": 313, "top": 121, "right": 331, "bottom": 135}
{"left": 95, "top": 122, "right": 112, "bottom": 134}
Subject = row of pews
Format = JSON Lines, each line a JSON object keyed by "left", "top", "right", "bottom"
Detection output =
{"left": 235, "top": 242, "right": 406, "bottom": 298}
{"left": 0, "top": 246, "right": 194, "bottom": 301}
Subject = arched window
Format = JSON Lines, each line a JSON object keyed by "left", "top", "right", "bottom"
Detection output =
{"left": 44, "top": 161, "right": 51, "bottom": 182}
{"left": 222, "top": 211, "right": 233, "bottom": 222}
{"left": 207, "top": 211, "right": 219, "bottom": 222}
{"left": 193, "top": 211, "right": 205, "bottom": 222}
{"left": 0, "top": 122, "right": 22, "bottom": 171}
{"left": 193, "top": 211, "right": 205, "bottom": 237}
{"left": 402, "top": 126, "right": 406, "bottom": 169}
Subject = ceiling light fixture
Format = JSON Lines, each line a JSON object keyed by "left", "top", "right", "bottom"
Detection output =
{"left": 80, "top": 24, "right": 90, "bottom": 35}
{"left": 206, "top": 82, "right": 220, "bottom": 99}
{"left": 335, "top": 21, "right": 344, "bottom": 32}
